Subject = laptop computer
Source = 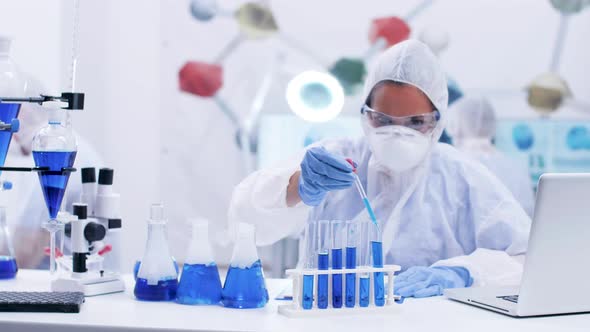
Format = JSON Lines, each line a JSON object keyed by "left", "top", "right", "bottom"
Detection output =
{"left": 445, "top": 173, "right": 590, "bottom": 317}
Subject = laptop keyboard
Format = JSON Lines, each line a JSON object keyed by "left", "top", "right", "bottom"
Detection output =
{"left": 497, "top": 295, "right": 519, "bottom": 303}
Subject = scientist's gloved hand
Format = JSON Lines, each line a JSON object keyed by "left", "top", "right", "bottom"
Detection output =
{"left": 299, "top": 147, "right": 355, "bottom": 206}
{"left": 395, "top": 266, "right": 473, "bottom": 298}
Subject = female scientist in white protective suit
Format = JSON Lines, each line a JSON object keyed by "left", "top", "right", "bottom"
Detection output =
{"left": 228, "top": 40, "right": 531, "bottom": 298}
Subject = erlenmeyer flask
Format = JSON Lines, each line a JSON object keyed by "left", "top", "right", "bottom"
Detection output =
{"left": 134, "top": 204, "right": 178, "bottom": 301}
{"left": 221, "top": 222, "right": 268, "bottom": 309}
{"left": 0, "top": 207, "right": 17, "bottom": 279}
{"left": 176, "top": 219, "right": 222, "bottom": 305}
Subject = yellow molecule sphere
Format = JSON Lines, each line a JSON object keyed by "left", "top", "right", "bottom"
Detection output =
{"left": 235, "top": 2, "right": 279, "bottom": 39}
{"left": 526, "top": 72, "right": 572, "bottom": 114}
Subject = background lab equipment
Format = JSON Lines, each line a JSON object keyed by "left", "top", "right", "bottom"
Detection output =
{"left": 445, "top": 173, "right": 590, "bottom": 317}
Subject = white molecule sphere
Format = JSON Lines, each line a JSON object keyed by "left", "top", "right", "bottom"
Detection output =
{"left": 190, "top": 0, "right": 218, "bottom": 22}
{"left": 418, "top": 25, "right": 450, "bottom": 56}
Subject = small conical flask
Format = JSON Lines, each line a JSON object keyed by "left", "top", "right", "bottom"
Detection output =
{"left": 0, "top": 207, "right": 17, "bottom": 279}
{"left": 176, "top": 219, "right": 222, "bottom": 305}
{"left": 134, "top": 204, "right": 178, "bottom": 301}
{"left": 221, "top": 222, "right": 268, "bottom": 308}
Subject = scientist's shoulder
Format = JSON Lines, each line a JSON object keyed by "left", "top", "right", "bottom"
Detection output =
{"left": 431, "top": 142, "right": 500, "bottom": 181}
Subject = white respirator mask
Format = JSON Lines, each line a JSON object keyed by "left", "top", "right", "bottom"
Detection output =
{"left": 363, "top": 123, "right": 432, "bottom": 173}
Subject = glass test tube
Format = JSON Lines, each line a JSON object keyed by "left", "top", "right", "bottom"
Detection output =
{"left": 345, "top": 220, "right": 358, "bottom": 308}
{"left": 302, "top": 221, "right": 316, "bottom": 310}
{"left": 370, "top": 221, "right": 384, "bottom": 306}
{"left": 331, "top": 220, "right": 344, "bottom": 308}
{"left": 317, "top": 220, "right": 330, "bottom": 309}
{"left": 359, "top": 220, "right": 370, "bottom": 307}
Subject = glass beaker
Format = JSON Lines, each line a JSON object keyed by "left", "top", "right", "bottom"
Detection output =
{"left": 176, "top": 218, "right": 222, "bottom": 305}
{"left": 134, "top": 204, "right": 178, "bottom": 301}
{"left": 0, "top": 207, "right": 17, "bottom": 279}
{"left": 221, "top": 222, "right": 268, "bottom": 309}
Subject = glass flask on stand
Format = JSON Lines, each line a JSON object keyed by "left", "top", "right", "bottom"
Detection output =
{"left": 221, "top": 222, "right": 269, "bottom": 308}
{"left": 32, "top": 108, "right": 77, "bottom": 275}
{"left": 0, "top": 207, "right": 17, "bottom": 279}
{"left": 134, "top": 204, "right": 178, "bottom": 301}
{"left": 176, "top": 218, "right": 222, "bottom": 305}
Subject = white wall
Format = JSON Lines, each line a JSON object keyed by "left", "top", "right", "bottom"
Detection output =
{"left": 2, "top": 0, "right": 590, "bottom": 272}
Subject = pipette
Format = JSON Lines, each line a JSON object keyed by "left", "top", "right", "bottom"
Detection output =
{"left": 346, "top": 159, "right": 378, "bottom": 229}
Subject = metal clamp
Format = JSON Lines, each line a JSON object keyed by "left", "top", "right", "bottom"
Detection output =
{"left": 0, "top": 92, "right": 85, "bottom": 110}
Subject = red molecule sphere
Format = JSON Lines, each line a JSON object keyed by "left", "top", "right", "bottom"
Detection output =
{"left": 368, "top": 16, "right": 411, "bottom": 47}
{"left": 179, "top": 61, "right": 223, "bottom": 97}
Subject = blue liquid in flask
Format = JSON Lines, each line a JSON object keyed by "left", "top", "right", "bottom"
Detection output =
{"left": 372, "top": 241, "right": 385, "bottom": 306}
{"left": 221, "top": 260, "right": 268, "bottom": 308}
{"left": 332, "top": 248, "right": 343, "bottom": 308}
{"left": 359, "top": 275, "right": 370, "bottom": 307}
{"left": 134, "top": 259, "right": 179, "bottom": 281}
{"left": 0, "top": 104, "right": 19, "bottom": 176}
{"left": 345, "top": 246, "right": 356, "bottom": 308}
{"left": 302, "top": 274, "right": 314, "bottom": 309}
{"left": 0, "top": 256, "right": 18, "bottom": 279}
{"left": 317, "top": 251, "right": 329, "bottom": 309}
{"left": 32, "top": 151, "right": 77, "bottom": 219}
{"left": 176, "top": 263, "right": 222, "bottom": 305}
{"left": 134, "top": 277, "right": 178, "bottom": 301}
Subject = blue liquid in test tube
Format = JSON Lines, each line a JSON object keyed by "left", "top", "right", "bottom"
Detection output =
{"left": 372, "top": 241, "right": 385, "bottom": 306}
{"left": 316, "top": 220, "right": 330, "bottom": 309}
{"left": 317, "top": 251, "right": 329, "bottom": 309}
{"left": 345, "top": 246, "right": 356, "bottom": 308}
{"left": 359, "top": 275, "right": 370, "bottom": 307}
{"left": 331, "top": 220, "right": 345, "bottom": 308}
{"left": 301, "top": 221, "right": 316, "bottom": 310}
{"left": 331, "top": 248, "right": 343, "bottom": 308}
{"left": 302, "top": 275, "right": 314, "bottom": 309}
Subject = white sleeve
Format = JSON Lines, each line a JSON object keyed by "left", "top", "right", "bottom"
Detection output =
{"left": 432, "top": 249, "right": 524, "bottom": 287}
{"left": 227, "top": 139, "right": 355, "bottom": 246}
{"left": 227, "top": 153, "right": 311, "bottom": 246}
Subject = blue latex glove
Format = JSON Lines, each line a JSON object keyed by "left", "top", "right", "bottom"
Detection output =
{"left": 298, "top": 147, "right": 355, "bottom": 206}
{"left": 395, "top": 266, "right": 473, "bottom": 298}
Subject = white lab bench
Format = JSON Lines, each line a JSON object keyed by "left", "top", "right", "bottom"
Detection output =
{"left": 0, "top": 269, "right": 588, "bottom": 332}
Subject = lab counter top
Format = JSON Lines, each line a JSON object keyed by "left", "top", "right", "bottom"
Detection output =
{"left": 0, "top": 269, "right": 588, "bottom": 332}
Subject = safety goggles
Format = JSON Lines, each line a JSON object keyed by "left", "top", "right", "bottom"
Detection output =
{"left": 361, "top": 104, "right": 440, "bottom": 133}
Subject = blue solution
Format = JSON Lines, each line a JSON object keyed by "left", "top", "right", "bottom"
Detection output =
{"left": 362, "top": 198, "right": 378, "bottom": 228}
{"left": 359, "top": 276, "right": 370, "bottom": 307}
{"left": 331, "top": 248, "right": 343, "bottom": 308}
{"left": 176, "top": 263, "right": 222, "bottom": 305}
{"left": 317, "top": 251, "right": 329, "bottom": 309}
{"left": 302, "top": 274, "right": 314, "bottom": 309}
{"left": 0, "top": 103, "right": 19, "bottom": 175}
{"left": 372, "top": 241, "right": 385, "bottom": 306}
{"left": 134, "top": 259, "right": 179, "bottom": 280}
{"left": 345, "top": 246, "right": 356, "bottom": 308}
{"left": 32, "top": 151, "right": 77, "bottom": 219}
{"left": 0, "top": 256, "right": 18, "bottom": 279}
{"left": 134, "top": 277, "right": 178, "bottom": 301}
{"left": 221, "top": 260, "right": 269, "bottom": 308}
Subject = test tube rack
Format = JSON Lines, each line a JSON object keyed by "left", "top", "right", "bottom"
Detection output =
{"left": 278, "top": 264, "right": 401, "bottom": 317}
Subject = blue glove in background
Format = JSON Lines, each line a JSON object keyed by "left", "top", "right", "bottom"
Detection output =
{"left": 298, "top": 147, "right": 355, "bottom": 206}
{"left": 394, "top": 266, "right": 474, "bottom": 298}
